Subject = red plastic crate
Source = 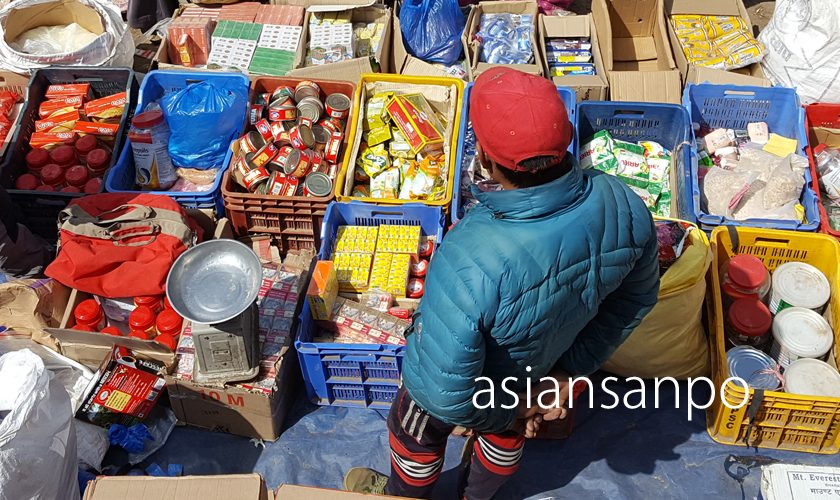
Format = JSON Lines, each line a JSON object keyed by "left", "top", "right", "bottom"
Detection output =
{"left": 805, "top": 103, "right": 840, "bottom": 238}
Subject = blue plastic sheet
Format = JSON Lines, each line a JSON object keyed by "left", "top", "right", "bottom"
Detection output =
{"left": 148, "top": 377, "right": 840, "bottom": 498}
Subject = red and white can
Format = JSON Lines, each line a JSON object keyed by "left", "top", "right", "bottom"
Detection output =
{"left": 325, "top": 131, "right": 343, "bottom": 163}
{"left": 325, "top": 93, "right": 351, "bottom": 120}
{"left": 249, "top": 104, "right": 264, "bottom": 125}
{"left": 243, "top": 166, "right": 270, "bottom": 191}
{"left": 271, "top": 86, "right": 295, "bottom": 103}
{"left": 255, "top": 119, "right": 273, "bottom": 142}
{"left": 266, "top": 171, "right": 287, "bottom": 195}
{"left": 289, "top": 124, "right": 315, "bottom": 151}
{"left": 247, "top": 142, "right": 278, "bottom": 169}
{"left": 294, "top": 81, "right": 321, "bottom": 102}
{"left": 239, "top": 131, "right": 265, "bottom": 155}
{"left": 282, "top": 175, "right": 299, "bottom": 197}
{"left": 268, "top": 103, "right": 296, "bottom": 122}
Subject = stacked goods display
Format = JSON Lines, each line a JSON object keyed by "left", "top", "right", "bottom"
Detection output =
{"left": 0, "top": 67, "right": 135, "bottom": 240}
{"left": 708, "top": 227, "right": 840, "bottom": 454}
{"left": 304, "top": 11, "right": 385, "bottom": 66}
{"left": 684, "top": 84, "right": 818, "bottom": 232}
{"left": 222, "top": 77, "right": 356, "bottom": 256}
{"left": 295, "top": 201, "right": 445, "bottom": 409}
{"left": 106, "top": 71, "right": 249, "bottom": 216}
{"left": 575, "top": 101, "right": 694, "bottom": 221}
{"left": 670, "top": 14, "right": 765, "bottom": 71}
{"left": 805, "top": 103, "right": 840, "bottom": 237}
{"left": 336, "top": 74, "right": 464, "bottom": 210}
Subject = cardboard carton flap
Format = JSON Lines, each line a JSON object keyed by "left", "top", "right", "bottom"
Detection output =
{"left": 288, "top": 57, "right": 373, "bottom": 81}
{"left": 607, "top": 0, "right": 657, "bottom": 38}
{"left": 608, "top": 70, "right": 681, "bottom": 104}
{"left": 46, "top": 326, "right": 173, "bottom": 356}
{"left": 83, "top": 474, "right": 268, "bottom": 500}
{"left": 306, "top": 0, "right": 378, "bottom": 12}
{"left": 5, "top": 0, "right": 105, "bottom": 42}
{"left": 665, "top": 0, "right": 743, "bottom": 17}
{"left": 686, "top": 65, "right": 770, "bottom": 87}
{"left": 542, "top": 15, "right": 590, "bottom": 38}
{"left": 276, "top": 484, "right": 404, "bottom": 499}
{"left": 613, "top": 36, "right": 658, "bottom": 62}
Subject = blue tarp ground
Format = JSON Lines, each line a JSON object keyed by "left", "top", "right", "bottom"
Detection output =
{"left": 148, "top": 377, "right": 840, "bottom": 499}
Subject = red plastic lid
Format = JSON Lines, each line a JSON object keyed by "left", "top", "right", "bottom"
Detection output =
{"left": 65, "top": 165, "right": 89, "bottom": 186}
{"left": 128, "top": 329, "right": 154, "bottom": 340}
{"left": 155, "top": 309, "right": 183, "bottom": 336}
{"left": 25, "top": 148, "right": 50, "bottom": 168}
{"left": 75, "top": 134, "right": 98, "bottom": 154}
{"left": 727, "top": 255, "right": 767, "bottom": 290}
{"left": 163, "top": 296, "right": 174, "bottom": 310}
{"left": 84, "top": 177, "right": 102, "bottom": 195}
{"left": 50, "top": 145, "right": 76, "bottom": 166}
{"left": 129, "top": 305, "right": 156, "bottom": 331}
{"left": 60, "top": 185, "right": 81, "bottom": 193}
{"left": 86, "top": 148, "right": 109, "bottom": 169}
{"left": 100, "top": 326, "right": 123, "bottom": 337}
{"left": 74, "top": 299, "right": 102, "bottom": 325}
{"left": 155, "top": 333, "right": 177, "bottom": 351}
{"left": 34, "top": 184, "right": 54, "bottom": 192}
{"left": 132, "top": 110, "right": 164, "bottom": 129}
{"left": 15, "top": 173, "right": 39, "bottom": 190}
{"left": 41, "top": 163, "right": 64, "bottom": 185}
{"left": 410, "top": 257, "right": 428, "bottom": 278}
{"left": 135, "top": 295, "right": 163, "bottom": 307}
{"left": 727, "top": 298, "right": 772, "bottom": 336}
{"left": 407, "top": 278, "right": 425, "bottom": 298}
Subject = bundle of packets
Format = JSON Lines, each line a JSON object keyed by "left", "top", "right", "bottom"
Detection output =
{"left": 354, "top": 92, "right": 448, "bottom": 201}
{"left": 31, "top": 85, "right": 125, "bottom": 149}
{"left": 314, "top": 297, "right": 409, "bottom": 346}
{"left": 307, "top": 11, "right": 354, "bottom": 65}
{"left": 476, "top": 13, "right": 534, "bottom": 65}
{"left": 671, "top": 15, "right": 765, "bottom": 70}
{"left": 0, "top": 90, "right": 20, "bottom": 147}
{"left": 545, "top": 37, "right": 596, "bottom": 77}
{"left": 579, "top": 130, "right": 672, "bottom": 216}
{"left": 208, "top": 20, "right": 262, "bottom": 71}
{"left": 173, "top": 260, "right": 307, "bottom": 394}
{"left": 353, "top": 21, "right": 384, "bottom": 58}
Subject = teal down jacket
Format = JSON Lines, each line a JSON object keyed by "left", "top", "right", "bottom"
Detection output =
{"left": 402, "top": 166, "right": 660, "bottom": 433}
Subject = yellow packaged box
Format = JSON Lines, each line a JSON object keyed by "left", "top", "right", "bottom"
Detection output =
{"left": 369, "top": 252, "right": 394, "bottom": 291}
{"left": 333, "top": 226, "right": 379, "bottom": 255}
{"left": 375, "top": 225, "right": 421, "bottom": 255}
{"left": 387, "top": 253, "right": 411, "bottom": 297}
{"left": 307, "top": 261, "right": 338, "bottom": 321}
{"left": 333, "top": 252, "right": 373, "bottom": 292}
{"left": 671, "top": 15, "right": 764, "bottom": 71}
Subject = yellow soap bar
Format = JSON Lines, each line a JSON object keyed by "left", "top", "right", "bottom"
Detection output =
{"left": 763, "top": 133, "right": 798, "bottom": 158}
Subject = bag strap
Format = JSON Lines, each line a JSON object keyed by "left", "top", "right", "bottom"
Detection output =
{"left": 726, "top": 225, "right": 740, "bottom": 253}
{"left": 58, "top": 203, "right": 196, "bottom": 247}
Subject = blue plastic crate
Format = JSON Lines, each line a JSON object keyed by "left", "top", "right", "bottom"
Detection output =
{"left": 682, "top": 83, "right": 818, "bottom": 232}
{"left": 295, "top": 302, "right": 405, "bottom": 409}
{"left": 318, "top": 201, "right": 446, "bottom": 260}
{"left": 576, "top": 101, "right": 694, "bottom": 222}
{"left": 105, "top": 71, "right": 249, "bottom": 216}
{"left": 452, "top": 83, "right": 577, "bottom": 223}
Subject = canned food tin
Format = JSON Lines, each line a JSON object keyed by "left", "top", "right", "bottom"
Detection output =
{"left": 270, "top": 121, "right": 289, "bottom": 144}
{"left": 303, "top": 171, "right": 332, "bottom": 197}
{"left": 294, "top": 81, "right": 321, "bottom": 102}
{"left": 283, "top": 175, "right": 300, "bottom": 197}
{"left": 268, "top": 103, "right": 297, "bottom": 123}
{"left": 725, "top": 298, "right": 772, "bottom": 349}
{"left": 271, "top": 86, "right": 295, "bottom": 103}
{"left": 318, "top": 117, "right": 340, "bottom": 135}
{"left": 325, "top": 93, "right": 351, "bottom": 120}
{"left": 325, "top": 131, "right": 343, "bottom": 163}
{"left": 274, "top": 145, "right": 293, "bottom": 167}
{"left": 290, "top": 124, "right": 315, "bottom": 151}
{"left": 247, "top": 142, "right": 278, "bottom": 169}
{"left": 784, "top": 358, "right": 840, "bottom": 398}
{"left": 309, "top": 150, "right": 325, "bottom": 173}
{"left": 266, "top": 171, "right": 287, "bottom": 195}
{"left": 768, "top": 262, "right": 831, "bottom": 315}
{"left": 249, "top": 104, "right": 264, "bottom": 125}
{"left": 239, "top": 131, "right": 265, "bottom": 155}
{"left": 243, "top": 166, "right": 270, "bottom": 191}
{"left": 233, "top": 155, "right": 250, "bottom": 177}
{"left": 283, "top": 148, "right": 312, "bottom": 178}
{"left": 254, "top": 93, "right": 270, "bottom": 106}
{"left": 726, "top": 346, "right": 780, "bottom": 391}
{"left": 312, "top": 124, "right": 331, "bottom": 145}
{"left": 297, "top": 96, "right": 324, "bottom": 123}
{"left": 255, "top": 119, "right": 273, "bottom": 142}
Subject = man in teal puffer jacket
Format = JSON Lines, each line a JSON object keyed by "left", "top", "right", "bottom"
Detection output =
{"left": 345, "top": 68, "right": 660, "bottom": 499}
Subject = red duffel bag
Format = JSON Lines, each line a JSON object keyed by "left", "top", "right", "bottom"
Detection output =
{"left": 46, "top": 193, "right": 202, "bottom": 298}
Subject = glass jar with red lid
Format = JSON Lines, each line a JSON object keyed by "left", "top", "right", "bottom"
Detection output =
{"left": 128, "top": 305, "right": 157, "bottom": 340}
{"left": 75, "top": 134, "right": 98, "bottom": 161}
{"left": 155, "top": 309, "right": 183, "bottom": 337}
{"left": 721, "top": 254, "right": 770, "bottom": 305}
{"left": 74, "top": 299, "right": 106, "bottom": 331}
{"left": 86, "top": 148, "right": 110, "bottom": 176}
{"left": 65, "top": 165, "right": 89, "bottom": 188}
{"left": 41, "top": 163, "right": 65, "bottom": 188}
{"left": 49, "top": 145, "right": 76, "bottom": 168}
{"left": 726, "top": 298, "right": 773, "bottom": 348}
{"left": 134, "top": 295, "right": 163, "bottom": 314}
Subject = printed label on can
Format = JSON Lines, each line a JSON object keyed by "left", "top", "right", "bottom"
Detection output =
{"left": 325, "top": 93, "right": 350, "bottom": 119}
{"left": 282, "top": 176, "right": 299, "bottom": 197}
{"left": 249, "top": 104, "right": 264, "bottom": 125}
{"left": 255, "top": 119, "right": 273, "bottom": 141}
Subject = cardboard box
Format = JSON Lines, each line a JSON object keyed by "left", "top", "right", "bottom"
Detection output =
{"left": 591, "top": 0, "right": 681, "bottom": 103}
{"left": 664, "top": 0, "right": 770, "bottom": 87}
{"left": 3, "top": 0, "right": 104, "bottom": 44}
{"left": 539, "top": 14, "right": 608, "bottom": 102}
{"left": 463, "top": 2, "right": 543, "bottom": 81}
{"left": 83, "top": 474, "right": 269, "bottom": 500}
{"left": 288, "top": 4, "right": 392, "bottom": 84}
{"left": 276, "top": 484, "right": 403, "bottom": 499}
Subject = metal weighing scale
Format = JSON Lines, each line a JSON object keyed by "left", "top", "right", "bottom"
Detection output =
{"left": 166, "top": 239, "right": 263, "bottom": 385}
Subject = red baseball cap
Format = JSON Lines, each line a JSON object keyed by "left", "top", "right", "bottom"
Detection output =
{"left": 470, "top": 68, "right": 572, "bottom": 172}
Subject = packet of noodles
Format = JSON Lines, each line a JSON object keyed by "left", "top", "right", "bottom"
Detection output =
{"left": 371, "top": 167, "right": 400, "bottom": 199}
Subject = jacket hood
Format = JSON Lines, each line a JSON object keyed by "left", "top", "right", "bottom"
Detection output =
{"left": 472, "top": 165, "right": 591, "bottom": 220}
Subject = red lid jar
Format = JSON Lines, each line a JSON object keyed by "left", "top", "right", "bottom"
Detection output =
{"left": 721, "top": 255, "right": 770, "bottom": 304}
{"left": 25, "top": 148, "right": 50, "bottom": 173}
{"left": 83, "top": 177, "right": 102, "bottom": 195}
{"left": 41, "top": 164, "right": 65, "bottom": 187}
{"left": 128, "top": 305, "right": 157, "bottom": 339}
{"left": 61, "top": 185, "right": 81, "bottom": 193}
{"left": 74, "top": 299, "right": 105, "bottom": 331}
{"left": 15, "top": 173, "right": 39, "bottom": 190}
{"left": 135, "top": 295, "right": 163, "bottom": 313}
{"left": 86, "top": 148, "right": 110, "bottom": 175}
{"left": 100, "top": 326, "right": 123, "bottom": 337}
{"left": 49, "top": 145, "right": 76, "bottom": 168}
{"left": 726, "top": 298, "right": 773, "bottom": 348}
{"left": 155, "top": 334, "right": 178, "bottom": 350}
{"left": 65, "top": 165, "right": 89, "bottom": 187}
{"left": 75, "top": 134, "right": 98, "bottom": 160}
{"left": 155, "top": 309, "right": 183, "bottom": 337}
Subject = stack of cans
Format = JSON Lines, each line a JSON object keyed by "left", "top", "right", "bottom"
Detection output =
{"left": 232, "top": 80, "right": 353, "bottom": 198}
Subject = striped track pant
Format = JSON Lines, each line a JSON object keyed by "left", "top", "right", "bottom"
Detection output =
{"left": 385, "top": 386, "right": 524, "bottom": 499}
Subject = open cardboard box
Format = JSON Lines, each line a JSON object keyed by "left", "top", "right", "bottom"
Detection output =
{"left": 390, "top": 0, "right": 463, "bottom": 79}
{"left": 664, "top": 0, "right": 770, "bottom": 87}
{"left": 463, "top": 1, "right": 543, "bottom": 81}
{"left": 539, "top": 14, "right": 608, "bottom": 102}
{"left": 592, "top": 0, "right": 681, "bottom": 103}
{"left": 83, "top": 474, "right": 270, "bottom": 500}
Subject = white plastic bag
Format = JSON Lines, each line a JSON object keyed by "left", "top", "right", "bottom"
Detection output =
{"left": 10, "top": 23, "right": 99, "bottom": 55}
{"left": 0, "top": 0, "right": 134, "bottom": 73}
{"left": 759, "top": 0, "right": 840, "bottom": 104}
{"left": 0, "top": 350, "right": 80, "bottom": 500}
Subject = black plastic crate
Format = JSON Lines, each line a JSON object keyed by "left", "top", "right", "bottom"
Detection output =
{"left": 0, "top": 67, "right": 137, "bottom": 240}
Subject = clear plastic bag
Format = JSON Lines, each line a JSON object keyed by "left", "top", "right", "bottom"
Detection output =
{"left": 10, "top": 24, "right": 98, "bottom": 55}
{"left": 400, "top": 0, "right": 466, "bottom": 65}
{"left": 763, "top": 161, "right": 804, "bottom": 210}
{"left": 476, "top": 13, "right": 534, "bottom": 65}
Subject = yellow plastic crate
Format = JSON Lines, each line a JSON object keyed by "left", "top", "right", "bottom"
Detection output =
{"left": 708, "top": 226, "right": 840, "bottom": 454}
{"left": 334, "top": 73, "right": 465, "bottom": 212}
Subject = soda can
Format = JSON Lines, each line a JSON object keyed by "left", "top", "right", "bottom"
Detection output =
{"left": 243, "top": 166, "right": 270, "bottom": 191}
{"left": 303, "top": 172, "right": 332, "bottom": 197}
{"left": 249, "top": 104, "right": 264, "bottom": 125}
{"left": 266, "top": 171, "right": 287, "bottom": 195}
{"left": 282, "top": 175, "right": 300, "bottom": 197}
{"left": 239, "top": 131, "right": 265, "bottom": 155}
{"left": 289, "top": 124, "right": 315, "bottom": 151}
{"left": 271, "top": 86, "right": 295, "bottom": 103}
{"left": 297, "top": 96, "right": 324, "bottom": 123}
{"left": 255, "top": 119, "right": 273, "bottom": 142}
{"left": 294, "top": 81, "right": 321, "bottom": 103}
{"left": 324, "top": 130, "right": 343, "bottom": 163}
{"left": 325, "top": 93, "right": 351, "bottom": 120}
